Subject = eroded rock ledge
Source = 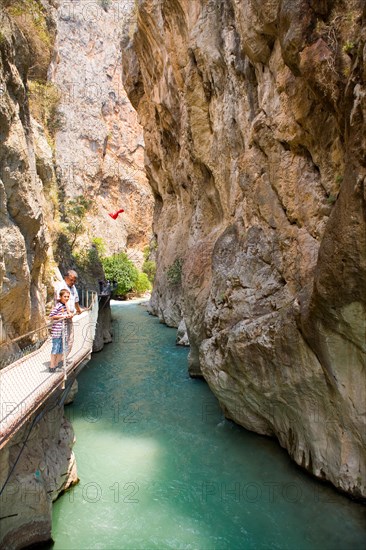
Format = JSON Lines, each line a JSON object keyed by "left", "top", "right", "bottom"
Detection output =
{"left": 122, "top": 0, "right": 366, "bottom": 497}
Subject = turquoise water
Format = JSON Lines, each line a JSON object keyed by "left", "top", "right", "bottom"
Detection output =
{"left": 51, "top": 301, "right": 366, "bottom": 549}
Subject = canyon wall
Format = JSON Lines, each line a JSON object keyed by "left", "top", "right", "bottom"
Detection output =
{"left": 122, "top": 0, "right": 366, "bottom": 496}
{"left": 0, "top": 1, "right": 57, "bottom": 343}
{"left": 0, "top": 403, "right": 77, "bottom": 549}
{"left": 53, "top": 0, "right": 154, "bottom": 263}
{"left": 0, "top": 0, "right": 153, "bottom": 341}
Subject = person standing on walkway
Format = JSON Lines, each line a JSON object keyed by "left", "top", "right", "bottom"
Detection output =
{"left": 54, "top": 270, "right": 82, "bottom": 357}
{"left": 49, "top": 289, "right": 73, "bottom": 372}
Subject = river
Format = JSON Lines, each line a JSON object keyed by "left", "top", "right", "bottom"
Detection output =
{"left": 50, "top": 301, "right": 366, "bottom": 549}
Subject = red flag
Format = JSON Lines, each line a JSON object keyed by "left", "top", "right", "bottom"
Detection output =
{"left": 108, "top": 208, "right": 124, "bottom": 220}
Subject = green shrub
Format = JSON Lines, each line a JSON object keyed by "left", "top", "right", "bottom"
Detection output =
{"left": 28, "top": 80, "right": 65, "bottom": 143}
{"left": 92, "top": 237, "right": 106, "bottom": 258}
{"left": 7, "top": 0, "right": 55, "bottom": 81}
{"left": 133, "top": 272, "right": 152, "bottom": 294}
{"left": 142, "top": 259, "right": 156, "bottom": 283}
{"left": 335, "top": 174, "right": 343, "bottom": 185}
{"left": 342, "top": 41, "right": 355, "bottom": 54}
{"left": 326, "top": 194, "right": 337, "bottom": 204}
{"left": 72, "top": 244, "right": 104, "bottom": 284}
{"left": 99, "top": 0, "right": 112, "bottom": 11}
{"left": 167, "top": 258, "right": 183, "bottom": 285}
{"left": 143, "top": 239, "right": 158, "bottom": 260}
{"left": 102, "top": 253, "right": 139, "bottom": 296}
{"left": 143, "top": 245, "right": 150, "bottom": 261}
{"left": 62, "top": 195, "right": 94, "bottom": 252}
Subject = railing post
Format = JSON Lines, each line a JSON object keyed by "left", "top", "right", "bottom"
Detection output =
{"left": 86, "top": 290, "right": 89, "bottom": 309}
{"left": 62, "top": 319, "right": 67, "bottom": 389}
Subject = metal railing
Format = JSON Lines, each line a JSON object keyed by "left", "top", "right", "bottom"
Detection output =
{"left": 0, "top": 291, "right": 99, "bottom": 448}
{"left": 78, "top": 287, "right": 97, "bottom": 309}
{"left": 0, "top": 289, "right": 97, "bottom": 370}
{"left": 0, "top": 325, "right": 51, "bottom": 371}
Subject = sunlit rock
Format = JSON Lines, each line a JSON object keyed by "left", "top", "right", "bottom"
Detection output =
{"left": 122, "top": 0, "right": 366, "bottom": 497}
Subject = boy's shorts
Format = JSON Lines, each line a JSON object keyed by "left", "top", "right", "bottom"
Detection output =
{"left": 51, "top": 337, "right": 63, "bottom": 354}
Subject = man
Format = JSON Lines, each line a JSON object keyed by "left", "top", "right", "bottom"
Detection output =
{"left": 54, "top": 270, "right": 83, "bottom": 357}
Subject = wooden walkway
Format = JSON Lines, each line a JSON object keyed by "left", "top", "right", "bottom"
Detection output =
{"left": 0, "top": 297, "right": 98, "bottom": 449}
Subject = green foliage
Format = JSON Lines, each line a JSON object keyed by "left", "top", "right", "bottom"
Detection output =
{"left": 53, "top": 231, "right": 72, "bottom": 272}
{"left": 6, "top": 1, "right": 61, "bottom": 143}
{"left": 343, "top": 41, "right": 355, "bottom": 54}
{"left": 73, "top": 249, "right": 89, "bottom": 270}
{"left": 133, "top": 272, "right": 152, "bottom": 294}
{"left": 62, "top": 195, "right": 94, "bottom": 252}
{"left": 70, "top": 243, "right": 104, "bottom": 288}
{"left": 143, "top": 240, "right": 157, "bottom": 259}
{"left": 326, "top": 194, "right": 337, "bottom": 205}
{"left": 141, "top": 240, "right": 157, "bottom": 284}
{"left": 167, "top": 258, "right": 183, "bottom": 285}
{"left": 28, "top": 81, "right": 65, "bottom": 143}
{"left": 142, "top": 259, "right": 156, "bottom": 283}
{"left": 217, "top": 291, "right": 226, "bottom": 305}
{"left": 99, "top": 0, "right": 112, "bottom": 10}
{"left": 335, "top": 174, "right": 343, "bottom": 185}
{"left": 92, "top": 237, "right": 106, "bottom": 258}
{"left": 102, "top": 253, "right": 139, "bottom": 296}
{"left": 143, "top": 245, "right": 150, "bottom": 261}
{"left": 7, "top": 0, "right": 54, "bottom": 81}
{"left": 75, "top": 246, "right": 98, "bottom": 268}
{"left": 73, "top": 246, "right": 98, "bottom": 272}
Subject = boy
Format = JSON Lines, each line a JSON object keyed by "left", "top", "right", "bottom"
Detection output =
{"left": 49, "top": 289, "right": 73, "bottom": 372}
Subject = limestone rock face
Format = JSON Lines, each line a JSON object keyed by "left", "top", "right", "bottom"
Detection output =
{"left": 122, "top": 0, "right": 366, "bottom": 496}
{"left": 93, "top": 295, "right": 113, "bottom": 352}
{"left": 0, "top": 6, "right": 56, "bottom": 344}
{"left": 176, "top": 318, "right": 190, "bottom": 347}
{"left": 53, "top": 0, "right": 154, "bottom": 257}
{"left": 0, "top": 407, "right": 78, "bottom": 550}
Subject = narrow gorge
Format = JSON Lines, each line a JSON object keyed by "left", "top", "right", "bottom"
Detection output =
{"left": 0, "top": 0, "right": 365, "bottom": 548}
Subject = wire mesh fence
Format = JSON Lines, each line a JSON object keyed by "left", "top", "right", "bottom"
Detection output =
{"left": 0, "top": 290, "right": 97, "bottom": 371}
{"left": 0, "top": 291, "right": 98, "bottom": 448}
{"left": 0, "top": 325, "right": 51, "bottom": 371}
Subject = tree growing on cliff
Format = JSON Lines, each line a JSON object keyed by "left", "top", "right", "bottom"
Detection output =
{"left": 167, "top": 258, "right": 183, "bottom": 285}
{"left": 142, "top": 260, "right": 156, "bottom": 283}
{"left": 62, "top": 195, "right": 94, "bottom": 253}
{"left": 142, "top": 244, "right": 157, "bottom": 283}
